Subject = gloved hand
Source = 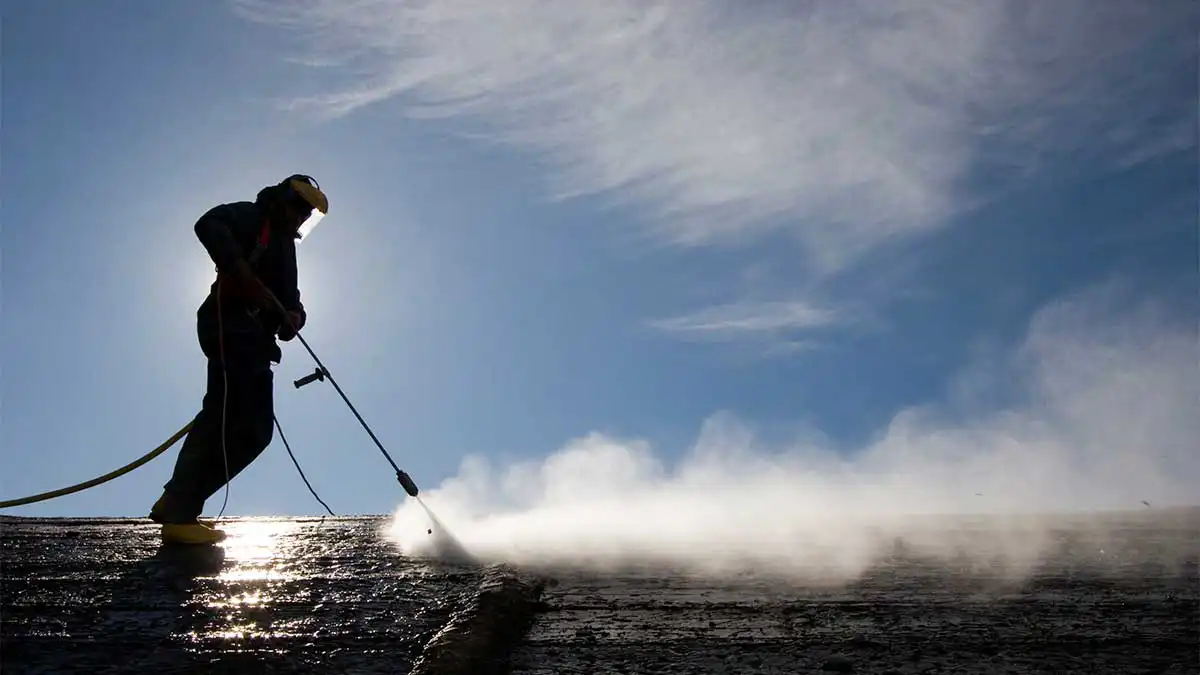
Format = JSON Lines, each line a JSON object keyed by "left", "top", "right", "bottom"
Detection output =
{"left": 278, "top": 311, "right": 304, "bottom": 341}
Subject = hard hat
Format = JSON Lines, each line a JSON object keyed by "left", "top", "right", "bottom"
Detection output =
{"left": 281, "top": 174, "right": 328, "bottom": 241}
{"left": 287, "top": 174, "right": 328, "bottom": 215}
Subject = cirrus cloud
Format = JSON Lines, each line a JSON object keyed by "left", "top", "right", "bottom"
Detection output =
{"left": 234, "top": 0, "right": 1195, "bottom": 272}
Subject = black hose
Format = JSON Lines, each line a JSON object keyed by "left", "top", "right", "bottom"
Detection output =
{"left": 292, "top": 332, "right": 420, "bottom": 497}
{"left": 275, "top": 415, "right": 336, "bottom": 517}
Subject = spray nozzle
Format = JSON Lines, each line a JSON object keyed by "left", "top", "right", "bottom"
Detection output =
{"left": 397, "top": 470, "right": 419, "bottom": 497}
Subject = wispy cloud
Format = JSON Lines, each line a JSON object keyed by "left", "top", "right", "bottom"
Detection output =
{"left": 235, "top": 0, "right": 1195, "bottom": 272}
{"left": 652, "top": 300, "right": 836, "bottom": 336}
{"left": 649, "top": 300, "right": 839, "bottom": 354}
{"left": 234, "top": 1, "right": 1195, "bottom": 357}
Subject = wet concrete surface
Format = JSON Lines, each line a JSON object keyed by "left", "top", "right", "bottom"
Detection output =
{"left": 511, "top": 508, "right": 1200, "bottom": 675}
{"left": 412, "top": 567, "right": 546, "bottom": 675}
{"left": 4, "top": 509, "right": 1199, "bottom": 674}
{"left": 1, "top": 516, "right": 512, "bottom": 674}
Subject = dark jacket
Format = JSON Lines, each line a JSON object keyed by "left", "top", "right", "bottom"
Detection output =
{"left": 193, "top": 200, "right": 307, "bottom": 364}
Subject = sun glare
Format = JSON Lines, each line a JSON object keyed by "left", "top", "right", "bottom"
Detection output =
{"left": 217, "top": 518, "right": 300, "bottom": 583}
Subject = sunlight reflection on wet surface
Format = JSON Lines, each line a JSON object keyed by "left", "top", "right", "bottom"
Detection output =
{"left": 2, "top": 516, "right": 482, "bottom": 673}
{"left": 215, "top": 518, "right": 300, "bottom": 584}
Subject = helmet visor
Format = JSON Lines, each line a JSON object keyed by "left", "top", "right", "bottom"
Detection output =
{"left": 297, "top": 208, "right": 325, "bottom": 242}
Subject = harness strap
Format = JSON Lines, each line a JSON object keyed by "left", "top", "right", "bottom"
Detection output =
{"left": 211, "top": 218, "right": 272, "bottom": 317}
{"left": 248, "top": 218, "right": 271, "bottom": 266}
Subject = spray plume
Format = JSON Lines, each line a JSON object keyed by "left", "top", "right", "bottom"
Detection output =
{"left": 389, "top": 287, "right": 1199, "bottom": 581}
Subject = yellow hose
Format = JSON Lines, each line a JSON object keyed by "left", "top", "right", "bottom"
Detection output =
{"left": 0, "top": 421, "right": 193, "bottom": 509}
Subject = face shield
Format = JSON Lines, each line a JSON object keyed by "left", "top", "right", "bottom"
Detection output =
{"left": 296, "top": 208, "right": 325, "bottom": 242}
{"left": 286, "top": 176, "right": 329, "bottom": 242}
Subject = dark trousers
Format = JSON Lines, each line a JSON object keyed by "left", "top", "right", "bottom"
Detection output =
{"left": 159, "top": 300, "right": 278, "bottom": 523}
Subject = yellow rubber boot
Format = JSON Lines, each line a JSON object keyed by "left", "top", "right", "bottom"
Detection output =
{"left": 162, "top": 521, "right": 227, "bottom": 545}
{"left": 149, "top": 493, "right": 213, "bottom": 526}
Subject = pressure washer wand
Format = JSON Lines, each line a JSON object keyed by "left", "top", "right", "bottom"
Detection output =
{"left": 270, "top": 294, "right": 420, "bottom": 498}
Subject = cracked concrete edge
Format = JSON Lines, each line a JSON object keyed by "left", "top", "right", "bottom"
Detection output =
{"left": 410, "top": 563, "right": 548, "bottom": 675}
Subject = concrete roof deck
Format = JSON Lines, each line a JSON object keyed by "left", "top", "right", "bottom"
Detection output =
{"left": 3, "top": 508, "right": 1197, "bottom": 674}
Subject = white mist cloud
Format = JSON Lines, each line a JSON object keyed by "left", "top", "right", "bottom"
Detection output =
{"left": 234, "top": 0, "right": 1194, "bottom": 273}
{"left": 389, "top": 284, "right": 1199, "bottom": 578}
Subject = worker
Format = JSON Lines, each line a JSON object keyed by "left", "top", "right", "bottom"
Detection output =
{"left": 148, "top": 174, "right": 329, "bottom": 545}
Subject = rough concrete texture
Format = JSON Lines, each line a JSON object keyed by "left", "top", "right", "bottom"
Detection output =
{"left": 411, "top": 565, "right": 547, "bottom": 675}
{"left": 4, "top": 509, "right": 1198, "bottom": 674}
{"left": 511, "top": 507, "right": 1199, "bottom": 675}
{"left": 1, "top": 515, "right": 542, "bottom": 674}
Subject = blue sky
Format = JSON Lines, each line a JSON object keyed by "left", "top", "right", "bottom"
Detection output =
{"left": 3, "top": 0, "right": 1197, "bottom": 524}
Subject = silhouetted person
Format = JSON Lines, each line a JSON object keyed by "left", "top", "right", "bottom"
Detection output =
{"left": 148, "top": 174, "right": 329, "bottom": 545}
